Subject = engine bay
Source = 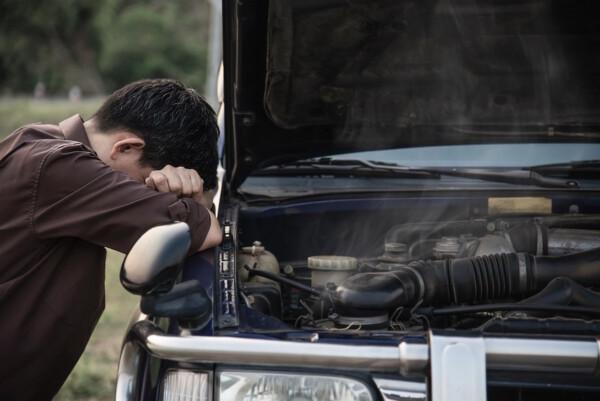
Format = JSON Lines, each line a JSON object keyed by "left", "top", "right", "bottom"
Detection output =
{"left": 229, "top": 196, "right": 600, "bottom": 335}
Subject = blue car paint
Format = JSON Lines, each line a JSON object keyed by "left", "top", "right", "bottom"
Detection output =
{"left": 242, "top": 193, "right": 600, "bottom": 219}
{"left": 180, "top": 251, "right": 216, "bottom": 335}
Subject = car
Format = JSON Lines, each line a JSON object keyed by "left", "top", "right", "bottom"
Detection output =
{"left": 115, "top": 1, "right": 600, "bottom": 400}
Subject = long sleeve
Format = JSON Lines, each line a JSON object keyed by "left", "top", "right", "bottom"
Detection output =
{"left": 31, "top": 141, "right": 211, "bottom": 253}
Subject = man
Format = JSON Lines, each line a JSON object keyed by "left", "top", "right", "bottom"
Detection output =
{"left": 0, "top": 79, "right": 222, "bottom": 400}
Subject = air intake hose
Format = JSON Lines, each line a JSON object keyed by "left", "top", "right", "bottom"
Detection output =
{"left": 335, "top": 247, "right": 600, "bottom": 309}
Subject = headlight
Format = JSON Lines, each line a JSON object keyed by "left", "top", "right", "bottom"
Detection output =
{"left": 160, "top": 370, "right": 210, "bottom": 401}
{"left": 218, "top": 371, "right": 374, "bottom": 401}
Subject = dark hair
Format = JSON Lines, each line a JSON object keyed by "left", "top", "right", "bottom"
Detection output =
{"left": 94, "top": 79, "right": 219, "bottom": 189}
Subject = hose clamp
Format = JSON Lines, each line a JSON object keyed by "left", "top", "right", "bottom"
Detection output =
{"left": 517, "top": 253, "right": 528, "bottom": 292}
{"left": 535, "top": 223, "right": 544, "bottom": 255}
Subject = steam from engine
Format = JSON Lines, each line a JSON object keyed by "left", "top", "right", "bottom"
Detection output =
{"left": 239, "top": 216, "right": 600, "bottom": 331}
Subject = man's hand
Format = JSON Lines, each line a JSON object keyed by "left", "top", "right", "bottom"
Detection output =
{"left": 146, "top": 165, "right": 221, "bottom": 250}
{"left": 145, "top": 165, "right": 213, "bottom": 209}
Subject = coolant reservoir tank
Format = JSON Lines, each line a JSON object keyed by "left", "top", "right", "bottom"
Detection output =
{"left": 237, "top": 241, "right": 280, "bottom": 284}
{"left": 307, "top": 255, "right": 358, "bottom": 288}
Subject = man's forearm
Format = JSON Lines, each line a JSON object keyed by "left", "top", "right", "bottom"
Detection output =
{"left": 198, "top": 209, "right": 222, "bottom": 251}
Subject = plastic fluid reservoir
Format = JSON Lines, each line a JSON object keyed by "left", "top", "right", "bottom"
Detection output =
{"left": 307, "top": 255, "right": 358, "bottom": 288}
{"left": 237, "top": 241, "right": 280, "bottom": 284}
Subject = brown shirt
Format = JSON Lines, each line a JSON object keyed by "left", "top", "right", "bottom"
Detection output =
{"left": 0, "top": 115, "right": 211, "bottom": 401}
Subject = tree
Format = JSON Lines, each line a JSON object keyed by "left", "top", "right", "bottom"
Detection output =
{"left": 0, "top": 0, "right": 211, "bottom": 95}
{"left": 98, "top": 3, "right": 208, "bottom": 92}
{"left": 0, "top": 0, "right": 103, "bottom": 94}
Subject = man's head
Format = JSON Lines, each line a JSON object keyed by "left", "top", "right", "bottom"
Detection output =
{"left": 85, "top": 79, "right": 219, "bottom": 189}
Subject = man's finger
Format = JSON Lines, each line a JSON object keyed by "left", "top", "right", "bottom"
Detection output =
{"left": 160, "top": 168, "right": 183, "bottom": 195}
{"left": 148, "top": 171, "right": 170, "bottom": 193}
{"left": 189, "top": 170, "right": 203, "bottom": 195}
{"left": 145, "top": 176, "right": 156, "bottom": 190}
{"left": 177, "top": 167, "right": 193, "bottom": 197}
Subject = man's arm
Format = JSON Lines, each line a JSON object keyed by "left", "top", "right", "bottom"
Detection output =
{"left": 144, "top": 164, "right": 222, "bottom": 251}
{"left": 201, "top": 211, "right": 222, "bottom": 251}
{"left": 32, "top": 142, "right": 221, "bottom": 253}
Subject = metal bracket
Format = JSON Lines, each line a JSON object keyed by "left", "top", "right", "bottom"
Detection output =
{"left": 215, "top": 205, "right": 240, "bottom": 329}
{"left": 429, "top": 333, "right": 487, "bottom": 401}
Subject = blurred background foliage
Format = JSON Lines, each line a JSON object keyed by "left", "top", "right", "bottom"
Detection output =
{"left": 0, "top": 1, "right": 215, "bottom": 399}
{"left": 0, "top": 0, "right": 210, "bottom": 96}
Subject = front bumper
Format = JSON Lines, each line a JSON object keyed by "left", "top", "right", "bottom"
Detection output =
{"left": 117, "top": 320, "right": 600, "bottom": 401}
{"left": 130, "top": 320, "right": 600, "bottom": 375}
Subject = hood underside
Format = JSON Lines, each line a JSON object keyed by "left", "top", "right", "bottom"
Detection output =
{"left": 224, "top": 0, "right": 600, "bottom": 187}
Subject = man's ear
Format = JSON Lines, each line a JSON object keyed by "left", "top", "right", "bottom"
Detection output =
{"left": 110, "top": 137, "right": 145, "bottom": 160}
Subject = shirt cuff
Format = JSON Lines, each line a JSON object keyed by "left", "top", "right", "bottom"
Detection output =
{"left": 168, "top": 199, "right": 211, "bottom": 252}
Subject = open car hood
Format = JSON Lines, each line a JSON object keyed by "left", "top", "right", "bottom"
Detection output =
{"left": 222, "top": 0, "right": 600, "bottom": 189}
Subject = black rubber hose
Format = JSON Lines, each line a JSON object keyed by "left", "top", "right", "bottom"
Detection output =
{"left": 424, "top": 253, "right": 523, "bottom": 305}
{"left": 243, "top": 265, "right": 321, "bottom": 296}
{"left": 335, "top": 247, "right": 600, "bottom": 310}
{"left": 505, "top": 223, "right": 547, "bottom": 255}
{"left": 532, "top": 247, "right": 600, "bottom": 288}
{"left": 333, "top": 269, "right": 421, "bottom": 310}
{"left": 520, "top": 277, "right": 600, "bottom": 308}
{"left": 421, "top": 248, "right": 600, "bottom": 305}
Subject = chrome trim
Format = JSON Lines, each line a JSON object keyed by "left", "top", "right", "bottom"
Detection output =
{"left": 115, "top": 311, "right": 148, "bottom": 401}
{"left": 373, "top": 378, "right": 427, "bottom": 401}
{"left": 596, "top": 338, "right": 600, "bottom": 373}
{"left": 115, "top": 341, "right": 143, "bottom": 401}
{"left": 134, "top": 321, "right": 427, "bottom": 372}
{"left": 132, "top": 321, "right": 600, "bottom": 376}
{"left": 430, "top": 334, "right": 487, "bottom": 401}
{"left": 485, "top": 337, "right": 600, "bottom": 374}
{"left": 398, "top": 341, "right": 430, "bottom": 376}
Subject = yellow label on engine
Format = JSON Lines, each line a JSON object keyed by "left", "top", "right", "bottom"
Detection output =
{"left": 488, "top": 197, "right": 552, "bottom": 215}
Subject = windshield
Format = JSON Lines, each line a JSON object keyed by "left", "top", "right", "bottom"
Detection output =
{"left": 243, "top": 142, "right": 600, "bottom": 196}
{"left": 332, "top": 143, "right": 600, "bottom": 168}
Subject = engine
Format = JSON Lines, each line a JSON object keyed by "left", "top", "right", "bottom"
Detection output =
{"left": 237, "top": 215, "right": 600, "bottom": 333}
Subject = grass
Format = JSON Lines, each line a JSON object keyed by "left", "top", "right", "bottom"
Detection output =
{"left": 0, "top": 98, "right": 139, "bottom": 401}
{"left": 0, "top": 97, "right": 103, "bottom": 138}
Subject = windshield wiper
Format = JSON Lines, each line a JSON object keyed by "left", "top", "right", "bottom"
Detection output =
{"left": 423, "top": 167, "right": 579, "bottom": 188}
{"left": 255, "top": 158, "right": 440, "bottom": 179}
{"left": 529, "top": 160, "right": 600, "bottom": 179}
{"left": 258, "top": 158, "right": 580, "bottom": 188}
